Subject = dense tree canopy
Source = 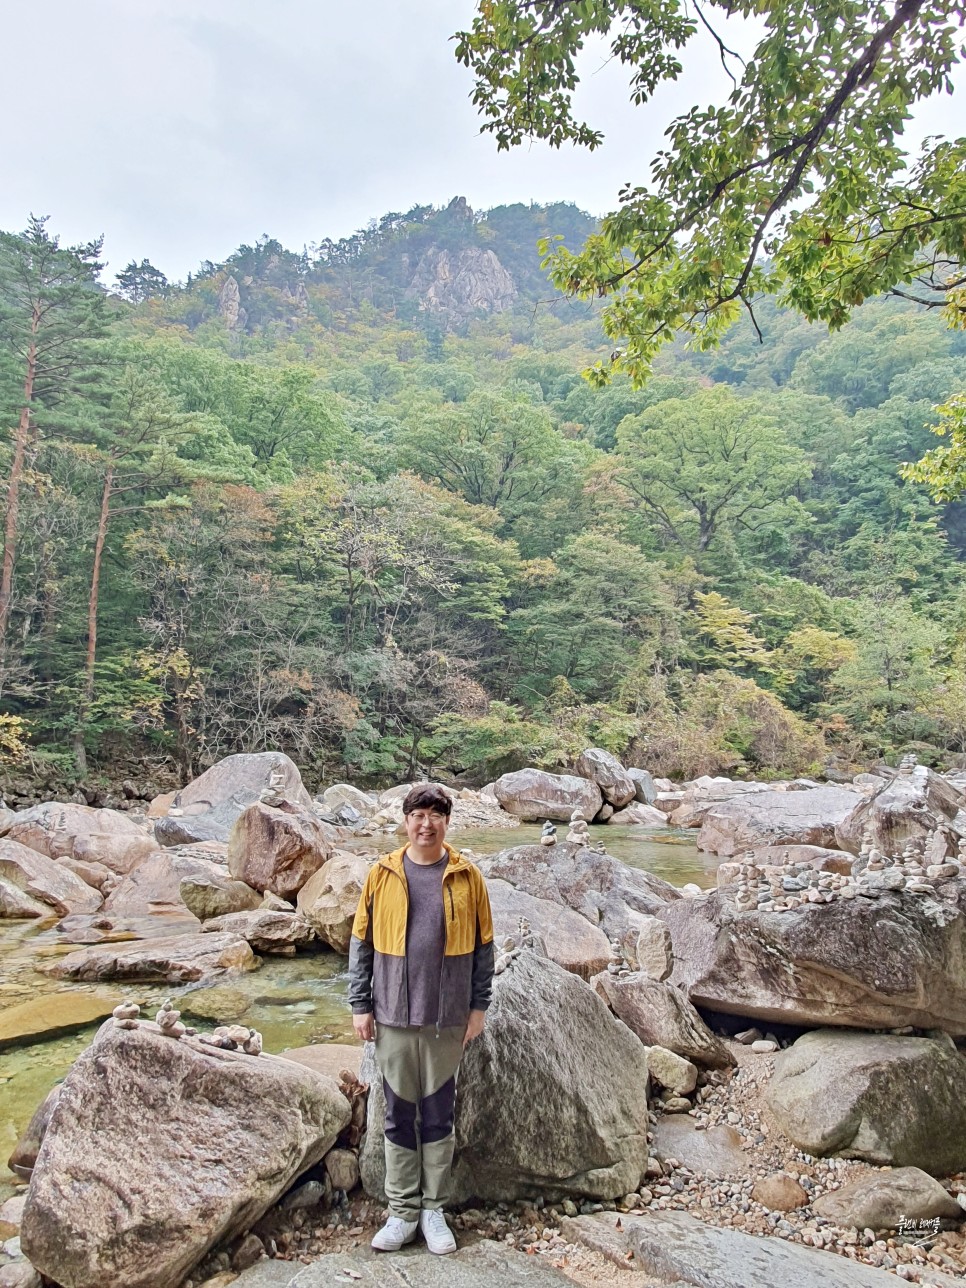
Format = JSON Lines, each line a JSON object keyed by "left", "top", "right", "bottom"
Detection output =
{"left": 455, "top": 1, "right": 965, "bottom": 384}
{"left": 1, "top": 198, "right": 965, "bottom": 790}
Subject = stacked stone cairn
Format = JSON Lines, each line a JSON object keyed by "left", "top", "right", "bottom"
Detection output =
{"left": 565, "top": 808, "right": 589, "bottom": 844}
{"left": 110, "top": 999, "right": 263, "bottom": 1054}
{"left": 606, "top": 937, "right": 631, "bottom": 978}
{"left": 259, "top": 767, "right": 288, "bottom": 806}
{"left": 494, "top": 915, "right": 536, "bottom": 975}
{"left": 729, "top": 829, "right": 964, "bottom": 914}
{"left": 540, "top": 819, "right": 557, "bottom": 846}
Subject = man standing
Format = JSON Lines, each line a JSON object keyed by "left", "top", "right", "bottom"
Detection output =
{"left": 349, "top": 784, "right": 494, "bottom": 1255}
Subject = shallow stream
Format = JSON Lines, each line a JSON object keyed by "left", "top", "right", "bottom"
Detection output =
{"left": 0, "top": 824, "right": 713, "bottom": 1199}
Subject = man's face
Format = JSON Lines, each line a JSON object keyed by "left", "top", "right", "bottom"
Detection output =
{"left": 404, "top": 807, "right": 449, "bottom": 851}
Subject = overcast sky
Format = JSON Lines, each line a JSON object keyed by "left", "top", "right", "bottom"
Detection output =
{"left": 1, "top": 0, "right": 962, "bottom": 284}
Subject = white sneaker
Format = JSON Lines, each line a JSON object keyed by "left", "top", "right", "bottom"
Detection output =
{"left": 419, "top": 1207, "right": 457, "bottom": 1254}
{"left": 371, "top": 1215, "right": 418, "bottom": 1251}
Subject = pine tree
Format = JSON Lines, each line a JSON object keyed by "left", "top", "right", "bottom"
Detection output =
{"left": 0, "top": 217, "right": 108, "bottom": 668}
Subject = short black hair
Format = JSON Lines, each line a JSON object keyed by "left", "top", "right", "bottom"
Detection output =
{"left": 402, "top": 784, "right": 453, "bottom": 817}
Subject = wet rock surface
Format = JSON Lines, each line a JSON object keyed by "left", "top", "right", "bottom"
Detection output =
{"left": 38, "top": 931, "right": 257, "bottom": 984}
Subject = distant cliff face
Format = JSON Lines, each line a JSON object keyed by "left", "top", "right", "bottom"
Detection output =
{"left": 409, "top": 245, "right": 516, "bottom": 322}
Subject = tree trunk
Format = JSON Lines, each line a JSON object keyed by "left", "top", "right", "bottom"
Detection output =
{"left": 74, "top": 464, "right": 113, "bottom": 776}
{"left": 0, "top": 335, "right": 38, "bottom": 652}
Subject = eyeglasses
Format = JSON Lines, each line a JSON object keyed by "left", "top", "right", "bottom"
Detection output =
{"left": 408, "top": 811, "right": 446, "bottom": 824}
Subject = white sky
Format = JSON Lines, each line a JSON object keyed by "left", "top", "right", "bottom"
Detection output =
{"left": 1, "top": 0, "right": 963, "bottom": 284}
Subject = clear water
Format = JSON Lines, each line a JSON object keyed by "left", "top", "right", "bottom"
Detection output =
{"left": 0, "top": 824, "right": 712, "bottom": 1199}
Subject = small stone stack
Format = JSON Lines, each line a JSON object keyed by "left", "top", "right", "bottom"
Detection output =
{"left": 726, "top": 835, "right": 964, "bottom": 915}
{"left": 566, "top": 809, "right": 590, "bottom": 844}
{"left": 606, "top": 937, "right": 631, "bottom": 979}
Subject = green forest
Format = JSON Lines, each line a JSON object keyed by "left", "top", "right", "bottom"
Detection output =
{"left": 2, "top": 197, "right": 965, "bottom": 795}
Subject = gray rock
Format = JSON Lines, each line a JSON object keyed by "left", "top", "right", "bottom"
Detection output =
{"left": 0, "top": 877, "right": 50, "bottom": 919}
{"left": 652, "top": 1119, "right": 749, "bottom": 1176}
{"left": 592, "top": 971, "right": 733, "bottom": 1068}
{"left": 813, "top": 1166, "right": 964, "bottom": 1230}
{"left": 575, "top": 748, "right": 636, "bottom": 808}
{"left": 479, "top": 844, "right": 679, "bottom": 947}
{"left": 765, "top": 1029, "right": 966, "bottom": 1174}
{"left": 156, "top": 752, "right": 314, "bottom": 846}
{"left": 0, "top": 840, "right": 102, "bottom": 915}
{"left": 296, "top": 852, "right": 368, "bottom": 954}
{"left": 6, "top": 1086, "right": 61, "bottom": 1182}
{"left": 487, "top": 879, "right": 609, "bottom": 980}
{"left": 608, "top": 803, "right": 669, "bottom": 826}
{"left": 645, "top": 1046, "right": 697, "bottom": 1096}
{"left": 562, "top": 1209, "right": 906, "bottom": 1287}
{"left": 361, "top": 951, "right": 650, "bottom": 1203}
{"left": 201, "top": 908, "right": 315, "bottom": 954}
{"left": 320, "top": 784, "right": 375, "bottom": 816}
{"left": 627, "top": 768, "right": 658, "bottom": 804}
{"left": 837, "top": 764, "right": 964, "bottom": 855}
{"left": 660, "top": 884, "right": 966, "bottom": 1033}
{"left": 492, "top": 770, "right": 603, "bottom": 822}
{"left": 232, "top": 1241, "right": 575, "bottom": 1286}
{"left": 6, "top": 802, "right": 151, "bottom": 874}
{"left": 697, "top": 787, "right": 862, "bottom": 857}
{"left": 635, "top": 915, "right": 673, "bottom": 981}
{"left": 39, "top": 931, "right": 256, "bottom": 984}
{"left": 227, "top": 802, "right": 332, "bottom": 900}
{"left": 180, "top": 873, "right": 261, "bottom": 921}
{"left": 20, "top": 1021, "right": 349, "bottom": 1288}
{"left": 411, "top": 242, "right": 517, "bottom": 322}
{"left": 105, "top": 851, "right": 230, "bottom": 916}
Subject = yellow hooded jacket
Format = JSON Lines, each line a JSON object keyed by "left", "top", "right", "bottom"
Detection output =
{"left": 348, "top": 842, "right": 495, "bottom": 1030}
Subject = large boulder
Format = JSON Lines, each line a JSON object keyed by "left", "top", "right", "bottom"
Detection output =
{"left": 155, "top": 752, "right": 313, "bottom": 846}
{"left": 836, "top": 764, "right": 966, "bottom": 855}
{"left": 592, "top": 972, "right": 733, "bottom": 1069}
{"left": 607, "top": 803, "right": 668, "bottom": 826}
{"left": 574, "top": 749, "right": 636, "bottom": 809}
{"left": 227, "top": 801, "right": 332, "bottom": 900}
{"left": 7, "top": 1086, "right": 61, "bottom": 1182}
{"left": 6, "top": 803, "right": 152, "bottom": 875}
{"left": 295, "top": 851, "right": 368, "bottom": 953}
{"left": 487, "top": 878, "right": 610, "bottom": 980}
{"left": 492, "top": 770, "right": 602, "bottom": 822}
{"left": 0, "top": 840, "right": 101, "bottom": 916}
{"left": 320, "top": 784, "right": 376, "bottom": 816}
{"left": 697, "top": 787, "right": 863, "bottom": 856}
{"left": 627, "top": 768, "right": 658, "bottom": 805}
{"left": 361, "top": 950, "right": 650, "bottom": 1202}
{"left": 0, "top": 877, "right": 51, "bottom": 918}
{"left": 20, "top": 1020, "right": 350, "bottom": 1288}
{"left": 765, "top": 1029, "right": 966, "bottom": 1175}
{"left": 201, "top": 908, "right": 316, "bottom": 954}
{"left": 104, "top": 851, "right": 235, "bottom": 916}
{"left": 478, "top": 844, "right": 679, "bottom": 951}
{"left": 669, "top": 777, "right": 775, "bottom": 829}
{"left": 660, "top": 883, "right": 966, "bottom": 1033}
{"left": 39, "top": 932, "right": 256, "bottom": 984}
{"left": 562, "top": 1209, "right": 906, "bottom": 1288}
{"left": 812, "top": 1167, "right": 964, "bottom": 1230}
{"left": 179, "top": 873, "right": 261, "bottom": 921}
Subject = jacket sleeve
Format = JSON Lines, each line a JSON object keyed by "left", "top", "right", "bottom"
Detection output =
{"left": 347, "top": 869, "right": 375, "bottom": 1015}
{"left": 470, "top": 870, "right": 495, "bottom": 1012}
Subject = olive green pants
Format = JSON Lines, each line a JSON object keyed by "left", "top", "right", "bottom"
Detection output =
{"left": 374, "top": 1023, "right": 464, "bottom": 1222}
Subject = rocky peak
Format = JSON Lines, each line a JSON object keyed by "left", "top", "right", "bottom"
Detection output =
{"left": 409, "top": 245, "right": 516, "bottom": 323}
{"left": 218, "top": 276, "right": 247, "bottom": 331}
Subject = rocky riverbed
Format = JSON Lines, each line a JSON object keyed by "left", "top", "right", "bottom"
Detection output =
{"left": 3, "top": 750, "right": 966, "bottom": 1288}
